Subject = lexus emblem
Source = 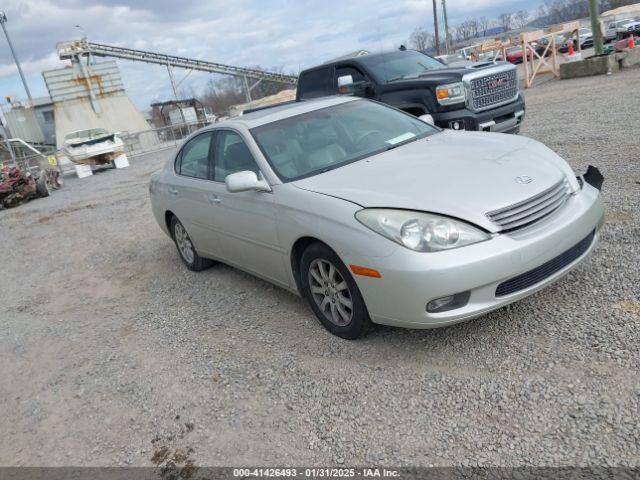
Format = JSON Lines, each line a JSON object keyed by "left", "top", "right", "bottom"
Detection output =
{"left": 515, "top": 175, "right": 533, "bottom": 184}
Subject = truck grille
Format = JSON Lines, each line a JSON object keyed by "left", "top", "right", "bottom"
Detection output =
{"left": 469, "top": 69, "right": 518, "bottom": 112}
{"left": 486, "top": 179, "right": 571, "bottom": 231}
{"left": 495, "top": 230, "right": 595, "bottom": 297}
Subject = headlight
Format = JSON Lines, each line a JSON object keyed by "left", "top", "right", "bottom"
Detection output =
{"left": 355, "top": 209, "right": 490, "bottom": 252}
{"left": 435, "top": 82, "right": 466, "bottom": 105}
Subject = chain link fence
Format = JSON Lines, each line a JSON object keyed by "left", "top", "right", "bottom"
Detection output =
{"left": 1, "top": 142, "right": 57, "bottom": 173}
{"left": 118, "top": 120, "right": 212, "bottom": 158}
{"left": 1, "top": 120, "right": 212, "bottom": 177}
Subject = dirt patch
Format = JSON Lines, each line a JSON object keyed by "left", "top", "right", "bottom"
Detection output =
{"left": 36, "top": 203, "right": 98, "bottom": 224}
{"left": 606, "top": 211, "right": 634, "bottom": 223}
{"left": 151, "top": 443, "right": 199, "bottom": 479}
{"left": 615, "top": 301, "right": 640, "bottom": 317}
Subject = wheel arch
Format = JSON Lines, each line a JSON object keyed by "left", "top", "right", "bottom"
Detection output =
{"left": 165, "top": 210, "right": 176, "bottom": 237}
{"left": 290, "top": 236, "right": 337, "bottom": 294}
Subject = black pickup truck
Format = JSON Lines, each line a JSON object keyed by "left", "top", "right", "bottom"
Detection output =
{"left": 295, "top": 49, "right": 526, "bottom": 134}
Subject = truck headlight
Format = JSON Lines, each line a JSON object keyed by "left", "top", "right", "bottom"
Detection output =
{"left": 355, "top": 209, "right": 490, "bottom": 252}
{"left": 435, "top": 82, "right": 466, "bottom": 106}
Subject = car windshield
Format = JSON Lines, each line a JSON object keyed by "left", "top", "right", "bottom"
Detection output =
{"left": 357, "top": 51, "right": 445, "bottom": 83}
{"left": 250, "top": 100, "right": 438, "bottom": 181}
{"left": 64, "top": 128, "right": 110, "bottom": 140}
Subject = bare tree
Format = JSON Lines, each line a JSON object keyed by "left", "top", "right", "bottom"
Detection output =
{"left": 536, "top": 5, "right": 547, "bottom": 19}
{"left": 498, "top": 12, "right": 513, "bottom": 32}
{"left": 514, "top": 10, "right": 529, "bottom": 29}
{"left": 198, "top": 67, "right": 291, "bottom": 115}
{"left": 468, "top": 18, "right": 480, "bottom": 38}
{"left": 426, "top": 33, "right": 441, "bottom": 53}
{"left": 541, "top": 0, "right": 589, "bottom": 24}
{"left": 410, "top": 27, "right": 430, "bottom": 52}
{"left": 478, "top": 16, "right": 489, "bottom": 37}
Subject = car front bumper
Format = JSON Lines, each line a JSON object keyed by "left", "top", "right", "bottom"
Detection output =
{"left": 432, "top": 94, "right": 526, "bottom": 134}
{"left": 347, "top": 182, "right": 604, "bottom": 329}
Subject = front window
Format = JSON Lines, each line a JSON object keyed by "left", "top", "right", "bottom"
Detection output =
{"left": 357, "top": 51, "right": 444, "bottom": 83}
{"left": 213, "top": 130, "right": 260, "bottom": 182}
{"left": 176, "top": 132, "right": 212, "bottom": 180}
{"left": 251, "top": 100, "right": 438, "bottom": 181}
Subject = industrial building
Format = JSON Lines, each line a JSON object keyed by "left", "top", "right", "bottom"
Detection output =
{"left": 42, "top": 59, "right": 150, "bottom": 148}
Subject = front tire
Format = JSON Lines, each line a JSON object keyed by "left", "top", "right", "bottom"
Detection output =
{"left": 300, "top": 242, "right": 372, "bottom": 339}
{"left": 170, "top": 216, "right": 213, "bottom": 271}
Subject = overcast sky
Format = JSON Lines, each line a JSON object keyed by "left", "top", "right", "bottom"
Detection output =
{"left": 0, "top": 0, "right": 541, "bottom": 111}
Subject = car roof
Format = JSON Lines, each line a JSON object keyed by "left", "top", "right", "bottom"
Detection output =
{"left": 215, "top": 96, "right": 358, "bottom": 129}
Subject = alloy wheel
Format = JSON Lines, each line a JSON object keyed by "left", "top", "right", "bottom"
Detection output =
{"left": 307, "top": 258, "right": 353, "bottom": 326}
{"left": 174, "top": 222, "right": 195, "bottom": 264}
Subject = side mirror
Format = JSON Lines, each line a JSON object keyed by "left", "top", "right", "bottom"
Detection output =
{"left": 337, "top": 75, "right": 354, "bottom": 94}
{"left": 418, "top": 114, "right": 435, "bottom": 126}
{"left": 225, "top": 171, "right": 271, "bottom": 193}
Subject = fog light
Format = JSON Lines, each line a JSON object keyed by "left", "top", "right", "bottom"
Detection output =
{"left": 426, "top": 291, "right": 470, "bottom": 313}
{"left": 449, "top": 121, "right": 464, "bottom": 130}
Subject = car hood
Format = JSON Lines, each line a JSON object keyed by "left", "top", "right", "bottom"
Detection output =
{"left": 292, "top": 130, "right": 579, "bottom": 233}
{"left": 381, "top": 61, "right": 509, "bottom": 87}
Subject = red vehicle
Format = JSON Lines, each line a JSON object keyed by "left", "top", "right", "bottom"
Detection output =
{"left": 505, "top": 46, "right": 534, "bottom": 64}
{"left": 0, "top": 166, "right": 61, "bottom": 209}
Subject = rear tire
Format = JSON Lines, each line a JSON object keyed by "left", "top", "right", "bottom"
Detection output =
{"left": 300, "top": 242, "right": 372, "bottom": 339}
{"left": 170, "top": 216, "right": 214, "bottom": 271}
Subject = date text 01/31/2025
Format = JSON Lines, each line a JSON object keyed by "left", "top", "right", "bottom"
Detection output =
{"left": 232, "top": 467, "right": 400, "bottom": 477}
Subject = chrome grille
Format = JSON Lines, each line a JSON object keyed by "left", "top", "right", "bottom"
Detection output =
{"left": 469, "top": 69, "right": 518, "bottom": 112}
{"left": 486, "top": 179, "right": 571, "bottom": 231}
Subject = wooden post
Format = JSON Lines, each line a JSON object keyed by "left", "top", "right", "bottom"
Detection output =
{"left": 522, "top": 37, "right": 530, "bottom": 88}
{"left": 551, "top": 35, "right": 558, "bottom": 78}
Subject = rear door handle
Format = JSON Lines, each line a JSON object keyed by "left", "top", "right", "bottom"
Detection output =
{"left": 168, "top": 188, "right": 179, "bottom": 196}
{"left": 208, "top": 194, "right": 221, "bottom": 204}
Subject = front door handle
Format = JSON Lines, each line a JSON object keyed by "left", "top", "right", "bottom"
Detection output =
{"left": 168, "top": 188, "right": 179, "bottom": 196}
{"left": 208, "top": 194, "right": 221, "bottom": 205}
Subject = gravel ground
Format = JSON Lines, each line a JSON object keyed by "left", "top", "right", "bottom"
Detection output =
{"left": 1, "top": 70, "right": 639, "bottom": 468}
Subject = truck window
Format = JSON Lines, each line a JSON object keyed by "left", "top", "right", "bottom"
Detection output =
{"left": 298, "top": 67, "right": 333, "bottom": 99}
{"left": 357, "top": 51, "right": 444, "bottom": 83}
{"left": 335, "top": 66, "right": 366, "bottom": 85}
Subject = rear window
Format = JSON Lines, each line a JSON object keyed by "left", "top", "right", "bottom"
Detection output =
{"left": 298, "top": 67, "right": 333, "bottom": 99}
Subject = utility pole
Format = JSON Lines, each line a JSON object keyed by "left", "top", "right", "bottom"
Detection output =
{"left": 431, "top": 0, "right": 441, "bottom": 55}
{"left": 0, "top": 11, "right": 33, "bottom": 105}
{"left": 588, "top": 0, "right": 604, "bottom": 55}
{"left": 441, "top": 0, "right": 452, "bottom": 54}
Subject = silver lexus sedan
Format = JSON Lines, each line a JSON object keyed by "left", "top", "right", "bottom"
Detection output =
{"left": 150, "top": 96, "right": 604, "bottom": 339}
